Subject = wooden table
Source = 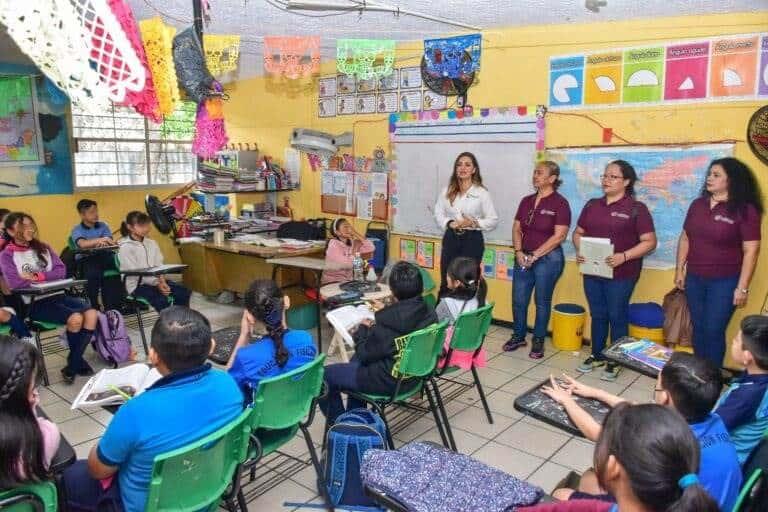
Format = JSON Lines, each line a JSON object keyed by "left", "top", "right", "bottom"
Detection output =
{"left": 266, "top": 257, "right": 350, "bottom": 352}
{"left": 319, "top": 282, "right": 392, "bottom": 362}
{"left": 178, "top": 241, "right": 324, "bottom": 296}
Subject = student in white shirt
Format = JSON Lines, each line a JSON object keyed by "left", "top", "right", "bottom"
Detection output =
{"left": 433, "top": 152, "right": 498, "bottom": 296}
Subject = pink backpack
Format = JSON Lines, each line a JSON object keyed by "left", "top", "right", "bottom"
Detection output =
{"left": 91, "top": 310, "right": 133, "bottom": 367}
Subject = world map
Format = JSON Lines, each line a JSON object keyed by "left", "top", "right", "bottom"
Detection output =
{"left": 549, "top": 145, "right": 733, "bottom": 269}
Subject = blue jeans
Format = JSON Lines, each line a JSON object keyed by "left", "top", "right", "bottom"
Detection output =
{"left": 512, "top": 247, "right": 565, "bottom": 340}
{"left": 583, "top": 276, "right": 638, "bottom": 358}
{"left": 685, "top": 272, "right": 738, "bottom": 367}
{"left": 319, "top": 361, "right": 368, "bottom": 424}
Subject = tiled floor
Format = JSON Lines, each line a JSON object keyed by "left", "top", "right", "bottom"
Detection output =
{"left": 42, "top": 294, "right": 654, "bottom": 510}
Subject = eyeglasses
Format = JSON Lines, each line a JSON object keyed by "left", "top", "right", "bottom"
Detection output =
{"left": 600, "top": 174, "right": 624, "bottom": 181}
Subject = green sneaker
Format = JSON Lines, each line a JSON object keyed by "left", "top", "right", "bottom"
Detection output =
{"left": 601, "top": 363, "right": 622, "bottom": 382}
{"left": 577, "top": 355, "right": 605, "bottom": 373}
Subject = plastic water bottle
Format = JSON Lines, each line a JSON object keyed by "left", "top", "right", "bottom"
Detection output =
{"left": 352, "top": 253, "right": 364, "bottom": 281}
{"left": 366, "top": 263, "right": 377, "bottom": 282}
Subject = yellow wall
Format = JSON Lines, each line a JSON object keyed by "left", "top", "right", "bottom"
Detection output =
{"left": 0, "top": 188, "right": 183, "bottom": 263}
{"left": 222, "top": 11, "right": 767, "bottom": 365}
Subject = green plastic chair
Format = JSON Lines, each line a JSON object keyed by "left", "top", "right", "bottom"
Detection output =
{"left": 418, "top": 267, "right": 436, "bottom": 295}
{"left": 733, "top": 431, "right": 768, "bottom": 511}
{"left": 437, "top": 303, "right": 496, "bottom": 428}
{"left": 0, "top": 481, "right": 57, "bottom": 511}
{"left": 348, "top": 320, "right": 454, "bottom": 450}
{"left": 145, "top": 408, "right": 252, "bottom": 512}
{"left": 241, "top": 355, "right": 329, "bottom": 505}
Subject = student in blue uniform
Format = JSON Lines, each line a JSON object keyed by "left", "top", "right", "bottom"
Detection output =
{"left": 227, "top": 279, "right": 317, "bottom": 399}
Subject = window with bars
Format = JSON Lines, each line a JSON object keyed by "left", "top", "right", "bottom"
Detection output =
{"left": 72, "top": 102, "right": 197, "bottom": 187}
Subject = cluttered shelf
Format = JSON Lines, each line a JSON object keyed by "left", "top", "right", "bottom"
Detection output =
{"left": 197, "top": 149, "right": 299, "bottom": 193}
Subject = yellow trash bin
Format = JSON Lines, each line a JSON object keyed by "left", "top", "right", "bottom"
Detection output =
{"left": 552, "top": 303, "right": 586, "bottom": 351}
{"left": 628, "top": 325, "right": 665, "bottom": 344}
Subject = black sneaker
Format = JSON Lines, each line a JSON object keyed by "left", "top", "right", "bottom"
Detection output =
{"left": 577, "top": 355, "right": 606, "bottom": 373}
{"left": 60, "top": 367, "right": 75, "bottom": 384}
{"left": 503, "top": 335, "right": 526, "bottom": 352}
{"left": 77, "top": 362, "right": 95, "bottom": 376}
{"left": 601, "top": 363, "right": 622, "bottom": 382}
{"left": 529, "top": 338, "right": 545, "bottom": 359}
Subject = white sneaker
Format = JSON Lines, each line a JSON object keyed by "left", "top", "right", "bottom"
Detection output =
{"left": 20, "top": 336, "right": 36, "bottom": 346}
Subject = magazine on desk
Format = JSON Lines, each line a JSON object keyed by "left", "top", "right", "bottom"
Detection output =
{"left": 71, "top": 364, "right": 162, "bottom": 410}
{"left": 620, "top": 339, "right": 672, "bottom": 371}
{"left": 326, "top": 304, "right": 375, "bottom": 346}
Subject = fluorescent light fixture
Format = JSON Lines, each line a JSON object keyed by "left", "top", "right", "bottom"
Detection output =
{"left": 285, "top": 0, "right": 483, "bottom": 31}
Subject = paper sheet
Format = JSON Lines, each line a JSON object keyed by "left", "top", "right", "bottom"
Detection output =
{"left": 579, "top": 237, "right": 614, "bottom": 278}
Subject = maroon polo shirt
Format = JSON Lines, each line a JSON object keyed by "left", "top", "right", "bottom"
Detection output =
{"left": 515, "top": 191, "right": 572, "bottom": 252}
{"left": 683, "top": 197, "right": 762, "bottom": 278}
{"left": 577, "top": 195, "right": 655, "bottom": 280}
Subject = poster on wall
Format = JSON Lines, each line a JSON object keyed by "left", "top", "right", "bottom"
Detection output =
{"left": 355, "top": 172, "right": 388, "bottom": 220}
{"left": 482, "top": 248, "right": 496, "bottom": 279}
{"left": 495, "top": 250, "right": 515, "bottom": 281}
{"left": 416, "top": 240, "right": 435, "bottom": 269}
{"left": 549, "top": 32, "right": 767, "bottom": 109}
{"left": 319, "top": 76, "right": 337, "bottom": 97}
{"left": 376, "top": 92, "right": 398, "bottom": 113}
{"left": 321, "top": 170, "right": 356, "bottom": 215}
{"left": 337, "top": 95, "right": 356, "bottom": 115}
{"left": 377, "top": 69, "right": 399, "bottom": 91}
{"left": 423, "top": 90, "right": 447, "bottom": 110}
{"left": 399, "top": 91, "right": 422, "bottom": 112}
{"left": 400, "top": 67, "right": 422, "bottom": 89}
{"left": 400, "top": 239, "right": 417, "bottom": 263}
{"left": 357, "top": 77, "right": 377, "bottom": 93}
{"left": 0, "top": 74, "right": 73, "bottom": 196}
{"left": 337, "top": 74, "right": 356, "bottom": 94}
{"left": 355, "top": 94, "right": 376, "bottom": 114}
{"left": 0, "top": 76, "right": 44, "bottom": 166}
{"left": 318, "top": 98, "right": 336, "bottom": 117}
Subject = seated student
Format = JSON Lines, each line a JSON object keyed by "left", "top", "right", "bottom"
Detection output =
{"left": 62, "top": 306, "right": 244, "bottom": 512}
{"left": 542, "top": 352, "right": 741, "bottom": 511}
{"left": 0, "top": 212, "right": 99, "bottom": 384}
{"left": 0, "top": 209, "right": 31, "bottom": 342}
{"left": 117, "top": 211, "right": 191, "bottom": 312}
{"left": 715, "top": 314, "right": 768, "bottom": 464}
{"left": 320, "top": 261, "right": 438, "bottom": 423}
{"left": 70, "top": 199, "right": 123, "bottom": 310}
{"left": 0, "top": 336, "right": 61, "bottom": 490}
{"left": 321, "top": 218, "right": 375, "bottom": 285}
{"left": 518, "top": 403, "right": 719, "bottom": 512}
{"left": 227, "top": 279, "right": 317, "bottom": 397}
{"left": 434, "top": 256, "right": 488, "bottom": 370}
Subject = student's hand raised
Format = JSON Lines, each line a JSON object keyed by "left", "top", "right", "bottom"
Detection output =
{"left": 540, "top": 375, "right": 575, "bottom": 405}
{"left": 239, "top": 310, "right": 254, "bottom": 339}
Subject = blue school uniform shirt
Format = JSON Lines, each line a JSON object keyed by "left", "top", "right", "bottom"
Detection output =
{"left": 714, "top": 372, "right": 768, "bottom": 464}
{"left": 228, "top": 329, "right": 317, "bottom": 397}
{"left": 71, "top": 221, "right": 112, "bottom": 243}
{"left": 689, "top": 413, "right": 742, "bottom": 511}
{"left": 97, "top": 365, "right": 243, "bottom": 512}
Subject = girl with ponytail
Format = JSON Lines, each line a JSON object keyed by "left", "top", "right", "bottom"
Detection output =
{"left": 226, "top": 279, "right": 317, "bottom": 399}
{"left": 434, "top": 256, "right": 488, "bottom": 370}
{"left": 519, "top": 403, "right": 720, "bottom": 512}
{"left": 0, "top": 336, "right": 61, "bottom": 488}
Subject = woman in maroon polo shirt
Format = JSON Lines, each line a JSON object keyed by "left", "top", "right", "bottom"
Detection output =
{"left": 675, "top": 157, "right": 762, "bottom": 366}
{"left": 573, "top": 160, "right": 657, "bottom": 381}
{"left": 504, "top": 161, "right": 571, "bottom": 359}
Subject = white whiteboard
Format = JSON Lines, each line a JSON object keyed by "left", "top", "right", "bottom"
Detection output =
{"left": 390, "top": 111, "right": 542, "bottom": 245}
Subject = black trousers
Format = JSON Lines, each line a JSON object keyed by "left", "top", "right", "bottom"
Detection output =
{"left": 80, "top": 253, "right": 125, "bottom": 310}
{"left": 439, "top": 229, "right": 485, "bottom": 297}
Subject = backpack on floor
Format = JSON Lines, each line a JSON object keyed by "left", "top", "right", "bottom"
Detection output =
{"left": 323, "top": 408, "right": 388, "bottom": 510}
{"left": 92, "top": 310, "right": 133, "bottom": 367}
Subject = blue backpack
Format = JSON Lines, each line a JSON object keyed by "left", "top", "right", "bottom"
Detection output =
{"left": 323, "top": 409, "right": 388, "bottom": 510}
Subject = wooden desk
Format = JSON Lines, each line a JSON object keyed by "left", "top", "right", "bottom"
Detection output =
{"left": 178, "top": 241, "right": 324, "bottom": 296}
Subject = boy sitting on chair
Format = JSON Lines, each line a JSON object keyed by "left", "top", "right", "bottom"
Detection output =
{"left": 62, "top": 306, "right": 243, "bottom": 512}
{"left": 319, "top": 261, "right": 437, "bottom": 423}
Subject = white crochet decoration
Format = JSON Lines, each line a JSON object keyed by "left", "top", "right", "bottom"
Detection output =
{"left": 0, "top": 0, "right": 145, "bottom": 111}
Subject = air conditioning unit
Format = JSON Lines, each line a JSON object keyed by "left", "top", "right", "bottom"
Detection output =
{"left": 290, "top": 129, "right": 353, "bottom": 156}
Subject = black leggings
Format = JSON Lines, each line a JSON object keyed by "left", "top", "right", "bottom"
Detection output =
{"left": 439, "top": 229, "right": 484, "bottom": 297}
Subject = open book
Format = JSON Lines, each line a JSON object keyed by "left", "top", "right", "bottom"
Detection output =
{"left": 326, "top": 304, "right": 375, "bottom": 347}
{"left": 579, "top": 237, "right": 614, "bottom": 279}
{"left": 71, "top": 364, "right": 162, "bottom": 409}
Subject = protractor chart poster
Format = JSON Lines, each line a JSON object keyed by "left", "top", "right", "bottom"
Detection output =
{"left": 623, "top": 46, "right": 665, "bottom": 104}
{"left": 584, "top": 51, "right": 622, "bottom": 105}
{"left": 549, "top": 56, "right": 584, "bottom": 108}
{"left": 710, "top": 35, "right": 758, "bottom": 98}
{"left": 664, "top": 41, "right": 710, "bottom": 101}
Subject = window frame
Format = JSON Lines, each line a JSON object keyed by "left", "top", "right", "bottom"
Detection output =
{"left": 71, "top": 104, "right": 197, "bottom": 191}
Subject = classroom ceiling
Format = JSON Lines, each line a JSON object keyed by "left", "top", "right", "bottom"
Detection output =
{"left": 0, "top": 0, "right": 765, "bottom": 79}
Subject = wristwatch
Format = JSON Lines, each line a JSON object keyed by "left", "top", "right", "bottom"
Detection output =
{"left": 738, "top": 288, "right": 749, "bottom": 294}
